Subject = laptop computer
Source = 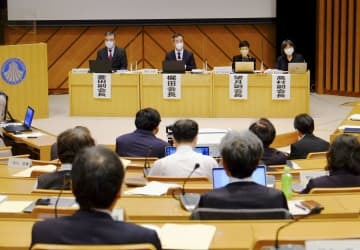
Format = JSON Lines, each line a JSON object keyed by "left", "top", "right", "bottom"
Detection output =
{"left": 288, "top": 62, "right": 307, "bottom": 74}
{"left": 234, "top": 61, "right": 254, "bottom": 73}
{"left": 162, "top": 61, "right": 186, "bottom": 74}
{"left": 4, "top": 106, "right": 34, "bottom": 133}
{"left": 165, "top": 146, "right": 210, "bottom": 156}
{"left": 212, "top": 165, "right": 267, "bottom": 189}
{"left": 89, "top": 60, "right": 112, "bottom": 73}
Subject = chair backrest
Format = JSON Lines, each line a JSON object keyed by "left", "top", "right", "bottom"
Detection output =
{"left": 270, "top": 131, "right": 298, "bottom": 148}
{"left": 122, "top": 157, "right": 159, "bottom": 167}
{"left": 32, "top": 189, "right": 73, "bottom": 195}
{"left": 309, "top": 187, "right": 360, "bottom": 194}
{"left": 306, "top": 151, "right": 327, "bottom": 159}
{"left": 0, "top": 154, "right": 30, "bottom": 165}
{"left": 190, "top": 207, "right": 293, "bottom": 220}
{"left": 146, "top": 175, "right": 209, "bottom": 183}
{"left": 31, "top": 243, "right": 156, "bottom": 250}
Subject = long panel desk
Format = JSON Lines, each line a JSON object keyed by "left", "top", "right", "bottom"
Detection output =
{"left": 330, "top": 104, "right": 360, "bottom": 142}
{"left": 69, "top": 72, "right": 140, "bottom": 116}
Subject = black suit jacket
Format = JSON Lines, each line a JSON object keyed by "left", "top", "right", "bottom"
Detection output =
{"left": 96, "top": 46, "right": 127, "bottom": 70}
{"left": 37, "top": 170, "right": 71, "bottom": 190}
{"left": 199, "top": 182, "right": 288, "bottom": 210}
{"left": 232, "top": 55, "right": 256, "bottom": 71}
{"left": 165, "top": 49, "right": 196, "bottom": 71}
{"left": 276, "top": 53, "right": 304, "bottom": 71}
{"left": 290, "top": 134, "right": 330, "bottom": 159}
{"left": 262, "top": 147, "right": 288, "bottom": 166}
{"left": 301, "top": 170, "right": 360, "bottom": 194}
{"left": 31, "top": 210, "right": 161, "bottom": 249}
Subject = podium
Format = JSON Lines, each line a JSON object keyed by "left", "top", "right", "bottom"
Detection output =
{"left": 0, "top": 43, "right": 48, "bottom": 118}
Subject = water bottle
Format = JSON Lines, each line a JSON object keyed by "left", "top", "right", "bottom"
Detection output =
{"left": 281, "top": 166, "right": 293, "bottom": 199}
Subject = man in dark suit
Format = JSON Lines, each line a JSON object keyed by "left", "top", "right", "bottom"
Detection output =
{"left": 31, "top": 146, "right": 161, "bottom": 249}
{"left": 290, "top": 114, "right": 330, "bottom": 159}
{"left": 198, "top": 130, "right": 288, "bottom": 210}
{"left": 37, "top": 127, "right": 95, "bottom": 190}
{"left": 96, "top": 31, "right": 127, "bottom": 71}
{"left": 164, "top": 33, "right": 196, "bottom": 71}
{"left": 116, "top": 107, "right": 169, "bottom": 158}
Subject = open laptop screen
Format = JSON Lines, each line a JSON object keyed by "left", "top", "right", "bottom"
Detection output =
{"left": 23, "top": 106, "right": 35, "bottom": 128}
{"left": 165, "top": 146, "right": 210, "bottom": 156}
{"left": 212, "top": 165, "right": 267, "bottom": 189}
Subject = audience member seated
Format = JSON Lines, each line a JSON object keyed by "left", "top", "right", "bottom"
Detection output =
{"left": 115, "top": 108, "right": 169, "bottom": 158}
{"left": 31, "top": 146, "right": 161, "bottom": 249}
{"left": 301, "top": 134, "right": 360, "bottom": 194}
{"left": 198, "top": 130, "right": 288, "bottom": 210}
{"left": 232, "top": 40, "right": 256, "bottom": 71}
{"left": 36, "top": 127, "right": 95, "bottom": 190}
{"left": 276, "top": 39, "right": 305, "bottom": 71}
{"left": 249, "top": 118, "right": 288, "bottom": 165}
{"left": 148, "top": 119, "right": 218, "bottom": 180}
{"left": 290, "top": 113, "right": 330, "bottom": 159}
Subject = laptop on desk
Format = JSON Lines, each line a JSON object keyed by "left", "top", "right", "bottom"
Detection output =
{"left": 162, "top": 61, "right": 186, "bottom": 74}
{"left": 288, "top": 62, "right": 307, "bottom": 74}
{"left": 4, "top": 106, "right": 34, "bottom": 133}
{"left": 234, "top": 61, "right": 254, "bottom": 73}
{"left": 89, "top": 60, "right": 112, "bottom": 73}
{"left": 165, "top": 146, "right": 210, "bottom": 156}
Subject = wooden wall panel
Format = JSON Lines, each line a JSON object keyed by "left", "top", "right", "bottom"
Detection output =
{"left": 5, "top": 24, "right": 276, "bottom": 94}
{"left": 316, "top": 0, "right": 360, "bottom": 96}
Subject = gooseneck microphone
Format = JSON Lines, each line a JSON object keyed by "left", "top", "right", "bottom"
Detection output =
{"left": 54, "top": 172, "right": 71, "bottom": 218}
{"left": 274, "top": 205, "right": 324, "bottom": 249}
{"left": 143, "top": 146, "right": 153, "bottom": 177}
{"left": 179, "top": 163, "right": 201, "bottom": 211}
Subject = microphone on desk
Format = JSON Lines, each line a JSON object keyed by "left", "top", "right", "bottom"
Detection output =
{"left": 143, "top": 146, "right": 153, "bottom": 177}
{"left": 179, "top": 163, "right": 201, "bottom": 211}
{"left": 7, "top": 110, "right": 15, "bottom": 122}
{"left": 54, "top": 172, "right": 71, "bottom": 218}
{"left": 274, "top": 204, "right": 324, "bottom": 249}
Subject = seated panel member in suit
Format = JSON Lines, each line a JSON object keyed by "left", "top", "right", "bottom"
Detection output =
{"left": 275, "top": 39, "right": 305, "bottom": 71}
{"left": 37, "top": 127, "right": 95, "bottom": 190}
{"left": 232, "top": 40, "right": 256, "bottom": 71}
{"left": 290, "top": 113, "right": 330, "bottom": 159}
{"left": 116, "top": 107, "right": 169, "bottom": 158}
{"left": 31, "top": 146, "right": 161, "bottom": 249}
{"left": 149, "top": 119, "right": 218, "bottom": 181}
{"left": 249, "top": 118, "right": 288, "bottom": 166}
{"left": 301, "top": 134, "right": 360, "bottom": 194}
{"left": 96, "top": 31, "right": 127, "bottom": 71}
{"left": 164, "top": 33, "right": 196, "bottom": 71}
{"left": 198, "top": 130, "right": 288, "bottom": 210}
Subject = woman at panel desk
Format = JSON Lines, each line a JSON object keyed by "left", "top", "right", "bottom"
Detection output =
{"left": 276, "top": 39, "right": 305, "bottom": 71}
{"left": 232, "top": 40, "right": 256, "bottom": 72}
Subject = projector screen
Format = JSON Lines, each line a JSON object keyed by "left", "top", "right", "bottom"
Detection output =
{"left": 7, "top": 0, "right": 276, "bottom": 21}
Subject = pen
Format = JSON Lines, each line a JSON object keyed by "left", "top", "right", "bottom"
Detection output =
{"left": 295, "top": 203, "right": 308, "bottom": 211}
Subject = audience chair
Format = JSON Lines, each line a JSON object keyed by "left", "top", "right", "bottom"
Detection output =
{"left": 122, "top": 157, "right": 158, "bottom": 167}
{"left": 309, "top": 187, "right": 360, "bottom": 194}
{"left": 146, "top": 176, "right": 209, "bottom": 183}
{"left": 306, "top": 151, "right": 327, "bottom": 159}
{"left": 31, "top": 243, "right": 156, "bottom": 250}
{"left": 190, "top": 208, "right": 293, "bottom": 220}
{"left": 270, "top": 131, "right": 298, "bottom": 148}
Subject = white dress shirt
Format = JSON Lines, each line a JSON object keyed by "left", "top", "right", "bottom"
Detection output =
{"left": 148, "top": 145, "right": 218, "bottom": 181}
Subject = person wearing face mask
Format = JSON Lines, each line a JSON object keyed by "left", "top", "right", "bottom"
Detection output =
{"left": 232, "top": 40, "right": 256, "bottom": 71}
{"left": 96, "top": 31, "right": 127, "bottom": 71}
{"left": 164, "top": 33, "right": 196, "bottom": 71}
{"left": 276, "top": 39, "right": 304, "bottom": 71}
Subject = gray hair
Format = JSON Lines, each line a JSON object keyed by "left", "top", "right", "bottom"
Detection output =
{"left": 219, "top": 130, "right": 264, "bottom": 178}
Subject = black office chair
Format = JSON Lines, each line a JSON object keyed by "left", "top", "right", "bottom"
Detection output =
{"left": 190, "top": 208, "right": 293, "bottom": 220}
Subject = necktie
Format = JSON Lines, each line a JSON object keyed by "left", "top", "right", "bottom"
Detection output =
{"left": 177, "top": 52, "right": 181, "bottom": 60}
{"left": 108, "top": 49, "right": 113, "bottom": 61}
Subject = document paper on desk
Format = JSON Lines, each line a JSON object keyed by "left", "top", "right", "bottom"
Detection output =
{"left": 124, "top": 181, "right": 180, "bottom": 196}
{"left": 306, "top": 239, "right": 360, "bottom": 250}
{"left": 288, "top": 200, "right": 310, "bottom": 216}
{"left": 159, "top": 223, "right": 216, "bottom": 250}
{"left": 12, "top": 164, "right": 57, "bottom": 177}
{"left": 0, "top": 201, "right": 33, "bottom": 213}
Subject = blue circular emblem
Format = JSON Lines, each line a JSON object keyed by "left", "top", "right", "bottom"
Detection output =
{"left": 1, "top": 58, "right": 27, "bottom": 85}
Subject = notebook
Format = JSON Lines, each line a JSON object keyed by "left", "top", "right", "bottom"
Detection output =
{"left": 4, "top": 106, "right": 34, "bottom": 133}
{"left": 212, "top": 165, "right": 267, "bottom": 189}
{"left": 165, "top": 146, "right": 210, "bottom": 156}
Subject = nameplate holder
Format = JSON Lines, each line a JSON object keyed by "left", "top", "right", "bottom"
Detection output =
{"left": 140, "top": 68, "right": 158, "bottom": 74}
{"left": 8, "top": 157, "right": 32, "bottom": 169}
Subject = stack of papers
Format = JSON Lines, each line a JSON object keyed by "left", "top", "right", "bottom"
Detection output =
{"left": 349, "top": 114, "right": 360, "bottom": 121}
{"left": 13, "top": 132, "right": 44, "bottom": 138}
{"left": 0, "top": 201, "right": 33, "bottom": 213}
{"left": 12, "top": 164, "right": 57, "bottom": 177}
{"left": 124, "top": 181, "right": 180, "bottom": 196}
{"left": 142, "top": 223, "right": 216, "bottom": 250}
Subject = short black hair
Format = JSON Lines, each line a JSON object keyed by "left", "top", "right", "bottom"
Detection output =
{"left": 71, "top": 146, "right": 125, "bottom": 210}
{"left": 249, "top": 118, "right": 276, "bottom": 148}
{"left": 105, "top": 31, "right": 115, "bottom": 37}
{"left": 134, "top": 108, "right": 161, "bottom": 131}
{"left": 239, "top": 40, "right": 250, "bottom": 48}
{"left": 280, "top": 39, "right": 295, "bottom": 56}
{"left": 172, "top": 33, "right": 183, "bottom": 40}
{"left": 172, "top": 119, "right": 198, "bottom": 143}
{"left": 57, "top": 127, "right": 95, "bottom": 164}
{"left": 294, "top": 113, "right": 314, "bottom": 135}
{"left": 326, "top": 134, "right": 360, "bottom": 174}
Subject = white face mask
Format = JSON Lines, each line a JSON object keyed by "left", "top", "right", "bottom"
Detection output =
{"left": 175, "top": 42, "right": 183, "bottom": 50}
{"left": 240, "top": 48, "right": 249, "bottom": 57}
{"left": 105, "top": 40, "right": 114, "bottom": 49}
{"left": 284, "top": 47, "right": 294, "bottom": 56}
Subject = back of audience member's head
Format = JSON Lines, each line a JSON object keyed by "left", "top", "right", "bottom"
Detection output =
{"left": 249, "top": 118, "right": 276, "bottom": 148}
{"left": 326, "top": 134, "right": 360, "bottom": 174}
{"left": 172, "top": 119, "right": 199, "bottom": 144}
{"left": 294, "top": 113, "right": 314, "bottom": 135}
{"left": 350, "top": 145, "right": 360, "bottom": 175}
{"left": 220, "top": 130, "right": 263, "bottom": 179}
{"left": 72, "top": 146, "right": 125, "bottom": 210}
{"left": 57, "top": 127, "right": 95, "bottom": 164}
{"left": 135, "top": 108, "right": 161, "bottom": 131}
